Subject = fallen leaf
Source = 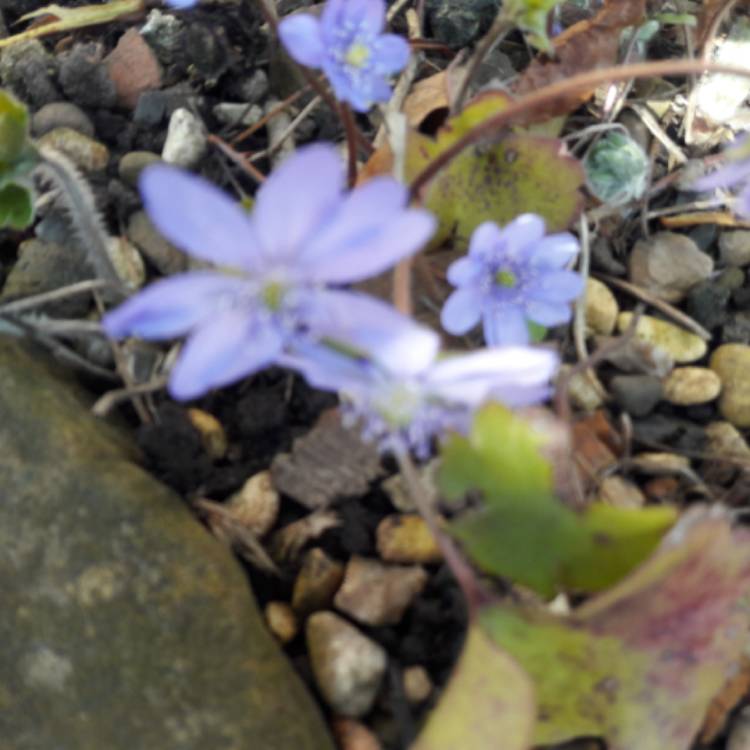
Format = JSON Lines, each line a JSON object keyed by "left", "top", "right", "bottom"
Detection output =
{"left": 411, "top": 624, "right": 535, "bottom": 750}
{"left": 480, "top": 506, "right": 750, "bottom": 750}
{"left": 514, "top": 0, "right": 646, "bottom": 118}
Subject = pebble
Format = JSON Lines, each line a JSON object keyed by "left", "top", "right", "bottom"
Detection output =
{"left": 334, "top": 556, "right": 428, "bottom": 627}
{"left": 37, "top": 127, "right": 110, "bottom": 172}
{"left": 106, "top": 28, "right": 163, "bottom": 109}
{"left": 186, "top": 408, "right": 228, "bottom": 460}
{"left": 264, "top": 601, "right": 298, "bottom": 644}
{"left": 134, "top": 90, "right": 167, "bottom": 127}
{"left": 609, "top": 374, "right": 663, "bottom": 417}
{"left": 376, "top": 514, "right": 441, "bottom": 565}
{"left": 632, "top": 414, "right": 706, "bottom": 454}
{"left": 212, "top": 102, "right": 264, "bottom": 127}
{"left": 584, "top": 277, "right": 619, "bottom": 335}
{"left": 403, "top": 665, "right": 433, "bottom": 704}
{"left": 306, "top": 611, "right": 387, "bottom": 717}
{"left": 226, "top": 470, "right": 280, "bottom": 537}
{"left": 58, "top": 42, "right": 117, "bottom": 109}
{"left": 332, "top": 718, "right": 382, "bottom": 750}
{"left": 118, "top": 151, "right": 161, "bottom": 187}
{"left": 630, "top": 452, "right": 691, "bottom": 475}
{"left": 0, "top": 40, "right": 60, "bottom": 108}
{"left": 597, "top": 475, "right": 645, "bottom": 508}
{"left": 720, "top": 230, "right": 750, "bottom": 267}
{"left": 617, "top": 312, "right": 708, "bottom": 363}
{"left": 710, "top": 344, "right": 750, "bottom": 427}
{"left": 628, "top": 232, "right": 713, "bottom": 302}
{"left": 722, "top": 311, "right": 750, "bottom": 345}
{"left": 127, "top": 209, "right": 188, "bottom": 275}
{"left": 292, "top": 547, "right": 344, "bottom": 616}
{"left": 233, "top": 69, "right": 269, "bottom": 104}
{"left": 32, "top": 102, "right": 95, "bottom": 139}
{"left": 564, "top": 366, "right": 605, "bottom": 412}
{"left": 107, "top": 236, "right": 146, "bottom": 290}
{"left": 161, "top": 107, "right": 207, "bottom": 168}
{"left": 597, "top": 334, "right": 674, "bottom": 376}
{"left": 685, "top": 280, "right": 731, "bottom": 331}
{"left": 663, "top": 367, "right": 722, "bottom": 405}
{"left": 705, "top": 421, "right": 750, "bottom": 483}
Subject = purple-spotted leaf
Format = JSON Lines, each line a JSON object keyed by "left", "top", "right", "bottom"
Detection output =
{"left": 479, "top": 507, "right": 750, "bottom": 750}
{"left": 411, "top": 624, "right": 535, "bottom": 750}
{"left": 406, "top": 92, "right": 584, "bottom": 249}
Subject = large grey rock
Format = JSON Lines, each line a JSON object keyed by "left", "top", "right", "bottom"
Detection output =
{"left": 0, "top": 337, "right": 334, "bottom": 750}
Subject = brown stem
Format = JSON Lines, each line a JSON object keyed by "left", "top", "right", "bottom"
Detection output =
{"left": 409, "top": 59, "right": 750, "bottom": 202}
{"left": 340, "top": 103, "right": 358, "bottom": 188}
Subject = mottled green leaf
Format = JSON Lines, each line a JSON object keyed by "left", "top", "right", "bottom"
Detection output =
{"left": 479, "top": 508, "right": 750, "bottom": 750}
{"left": 406, "top": 93, "right": 584, "bottom": 250}
{"left": 0, "top": 90, "right": 29, "bottom": 164}
{"left": 439, "top": 404, "right": 676, "bottom": 596}
{"left": 412, "top": 625, "right": 535, "bottom": 750}
{"left": 0, "top": 182, "right": 34, "bottom": 229}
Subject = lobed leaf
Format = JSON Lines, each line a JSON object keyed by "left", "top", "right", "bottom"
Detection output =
{"left": 0, "top": 183, "right": 34, "bottom": 229}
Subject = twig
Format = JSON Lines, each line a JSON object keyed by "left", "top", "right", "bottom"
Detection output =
{"left": 247, "top": 95, "right": 322, "bottom": 163}
{"left": 0, "top": 279, "right": 113, "bottom": 315}
{"left": 208, "top": 134, "right": 267, "bottom": 183}
{"left": 92, "top": 375, "right": 169, "bottom": 417}
{"left": 340, "top": 103, "right": 359, "bottom": 187}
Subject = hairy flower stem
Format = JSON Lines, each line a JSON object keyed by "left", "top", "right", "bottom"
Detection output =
{"left": 340, "top": 103, "right": 358, "bottom": 188}
{"left": 410, "top": 59, "right": 750, "bottom": 203}
{"left": 451, "top": 13, "right": 513, "bottom": 114}
{"left": 395, "top": 449, "right": 489, "bottom": 616}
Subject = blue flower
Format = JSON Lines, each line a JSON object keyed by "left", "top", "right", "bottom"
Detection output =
{"left": 440, "top": 215, "right": 584, "bottom": 347}
{"left": 278, "top": 0, "right": 410, "bottom": 112}
{"left": 102, "top": 144, "right": 435, "bottom": 400}
{"left": 165, "top": 0, "right": 196, "bottom": 8}
{"left": 691, "top": 133, "right": 750, "bottom": 218}
{"left": 282, "top": 334, "right": 559, "bottom": 457}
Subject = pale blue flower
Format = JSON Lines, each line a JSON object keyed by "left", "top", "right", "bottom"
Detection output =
{"left": 441, "top": 215, "right": 584, "bottom": 346}
{"left": 691, "top": 133, "right": 750, "bottom": 217}
{"left": 165, "top": 0, "right": 196, "bottom": 8}
{"left": 278, "top": 0, "right": 410, "bottom": 112}
{"left": 103, "top": 144, "right": 435, "bottom": 400}
{"left": 282, "top": 333, "right": 559, "bottom": 457}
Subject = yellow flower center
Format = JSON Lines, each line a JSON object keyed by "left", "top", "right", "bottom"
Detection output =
{"left": 495, "top": 269, "right": 517, "bottom": 288}
{"left": 262, "top": 281, "right": 285, "bottom": 311}
{"left": 345, "top": 42, "right": 371, "bottom": 68}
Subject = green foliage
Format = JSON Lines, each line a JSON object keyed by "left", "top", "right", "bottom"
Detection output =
{"left": 439, "top": 404, "right": 676, "bottom": 597}
{"left": 406, "top": 93, "right": 584, "bottom": 250}
{"left": 411, "top": 625, "right": 534, "bottom": 750}
{"left": 0, "top": 89, "right": 36, "bottom": 230}
{"left": 584, "top": 130, "right": 649, "bottom": 206}
{"left": 502, "top": 0, "right": 564, "bottom": 51}
{"left": 478, "top": 509, "right": 750, "bottom": 750}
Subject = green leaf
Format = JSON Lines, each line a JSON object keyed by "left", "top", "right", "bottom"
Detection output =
{"left": 0, "top": 182, "right": 34, "bottom": 229}
{"left": 439, "top": 404, "right": 676, "bottom": 596}
{"left": 406, "top": 93, "right": 584, "bottom": 250}
{"left": 411, "top": 624, "right": 535, "bottom": 750}
{"left": 479, "top": 508, "right": 750, "bottom": 750}
{"left": 584, "top": 130, "right": 649, "bottom": 206}
{"left": 503, "top": 0, "right": 564, "bottom": 51}
{"left": 0, "top": 90, "right": 30, "bottom": 164}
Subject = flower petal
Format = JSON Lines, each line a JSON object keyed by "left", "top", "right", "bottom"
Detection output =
{"left": 501, "top": 213, "right": 547, "bottom": 260}
{"left": 278, "top": 14, "right": 326, "bottom": 68}
{"left": 371, "top": 33, "right": 410, "bottom": 74}
{"left": 528, "top": 233, "right": 580, "bottom": 269}
{"left": 692, "top": 160, "right": 750, "bottom": 191}
{"left": 304, "top": 201, "right": 435, "bottom": 283}
{"left": 525, "top": 299, "right": 572, "bottom": 326}
{"left": 139, "top": 166, "right": 259, "bottom": 271}
{"left": 441, "top": 288, "right": 482, "bottom": 335}
{"left": 310, "top": 289, "right": 440, "bottom": 374}
{"left": 446, "top": 256, "right": 484, "bottom": 286}
{"left": 737, "top": 181, "right": 750, "bottom": 217}
{"left": 468, "top": 221, "right": 504, "bottom": 260}
{"left": 324, "top": 0, "right": 385, "bottom": 32}
{"left": 169, "top": 309, "right": 283, "bottom": 400}
{"left": 525, "top": 270, "right": 584, "bottom": 303}
{"left": 102, "top": 272, "right": 246, "bottom": 340}
{"left": 483, "top": 305, "right": 530, "bottom": 346}
{"left": 251, "top": 144, "right": 344, "bottom": 264}
{"left": 280, "top": 343, "right": 371, "bottom": 394}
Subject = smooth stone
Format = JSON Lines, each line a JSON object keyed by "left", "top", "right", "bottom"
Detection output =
{"left": 628, "top": 232, "right": 713, "bottom": 302}
{"left": 711, "top": 344, "right": 750, "bottom": 427}
{"left": 32, "top": 102, "right": 95, "bottom": 138}
{"left": 118, "top": 151, "right": 161, "bottom": 187}
{"left": 720, "top": 230, "right": 750, "bottom": 267}
{"left": 722, "top": 311, "right": 750, "bottom": 345}
{"left": 37, "top": 127, "right": 109, "bottom": 172}
{"left": 127, "top": 209, "right": 188, "bottom": 275}
{"left": 264, "top": 601, "right": 298, "bottom": 645}
{"left": 685, "top": 280, "right": 731, "bottom": 331}
{"left": 233, "top": 69, "right": 269, "bottom": 103}
{"left": 306, "top": 612, "right": 387, "bottom": 718}
{"left": 630, "top": 452, "right": 691, "bottom": 475}
{"left": 186, "top": 407, "right": 228, "bottom": 460}
{"left": 225, "top": 470, "right": 280, "bottom": 537}
{"left": 565, "top": 366, "right": 606, "bottom": 412}
{"left": 632, "top": 414, "right": 707, "bottom": 454}
{"left": 617, "top": 312, "right": 708, "bottom": 363}
{"left": 376, "top": 515, "right": 441, "bottom": 565}
{"left": 705, "top": 421, "right": 750, "bottom": 483}
{"left": 0, "top": 238, "right": 92, "bottom": 316}
{"left": 332, "top": 718, "right": 383, "bottom": 750}
{"left": 334, "top": 556, "right": 428, "bottom": 627}
{"left": 403, "top": 665, "right": 433, "bottom": 704}
{"left": 212, "top": 102, "right": 264, "bottom": 127}
{"left": 598, "top": 475, "right": 645, "bottom": 508}
{"left": 0, "top": 337, "right": 334, "bottom": 750}
{"left": 663, "top": 366, "right": 722, "bottom": 405}
{"left": 162, "top": 107, "right": 207, "bottom": 167}
{"left": 106, "top": 236, "right": 146, "bottom": 290}
{"left": 134, "top": 89, "right": 167, "bottom": 126}
{"left": 584, "top": 277, "right": 618, "bottom": 336}
{"left": 105, "top": 28, "right": 163, "bottom": 109}
{"left": 609, "top": 374, "right": 663, "bottom": 417}
{"left": 292, "top": 548, "right": 344, "bottom": 616}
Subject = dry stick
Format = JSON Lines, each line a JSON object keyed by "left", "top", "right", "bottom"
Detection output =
{"left": 231, "top": 87, "right": 307, "bottom": 145}
{"left": 92, "top": 376, "right": 169, "bottom": 417}
{"left": 597, "top": 273, "right": 712, "bottom": 341}
{"left": 0, "top": 279, "right": 113, "bottom": 315}
{"left": 340, "top": 103, "right": 359, "bottom": 188}
{"left": 409, "top": 59, "right": 750, "bottom": 203}
{"left": 248, "top": 95, "right": 322, "bottom": 163}
{"left": 395, "top": 449, "right": 490, "bottom": 615}
{"left": 208, "top": 134, "right": 267, "bottom": 183}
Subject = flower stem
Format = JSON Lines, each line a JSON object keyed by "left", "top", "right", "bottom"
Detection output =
{"left": 395, "top": 449, "right": 489, "bottom": 616}
{"left": 340, "top": 103, "right": 358, "bottom": 188}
